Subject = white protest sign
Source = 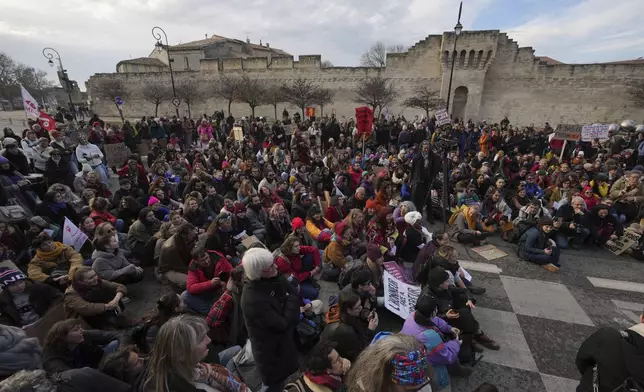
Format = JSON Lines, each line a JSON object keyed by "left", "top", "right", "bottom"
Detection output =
{"left": 604, "top": 229, "right": 641, "bottom": 256}
{"left": 435, "top": 108, "right": 451, "bottom": 126}
{"left": 62, "top": 217, "right": 88, "bottom": 252}
{"left": 383, "top": 269, "right": 422, "bottom": 320}
{"left": 581, "top": 124, "right": 610, "bottom": 141}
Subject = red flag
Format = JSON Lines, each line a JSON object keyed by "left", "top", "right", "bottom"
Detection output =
{"left": 355, "top": 106, "right": 374, "bottom": 137}
{"left": 38, "top": 110, "right": 57, "bottom": 132}
{"left": 305, "top": 107, "right": 316, "bottom": 118}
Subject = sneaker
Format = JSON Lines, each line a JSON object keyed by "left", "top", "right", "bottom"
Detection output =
{"left": 543, "top": 263, "right": 560, "bottom": 273}
{"left": 468, "top": 286, "right": 487, "bottom": 295}
{"left": 474, "top": 332, "right": 500, "bottom": 350}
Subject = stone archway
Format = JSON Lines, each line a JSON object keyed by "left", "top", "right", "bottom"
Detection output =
{"left": 452, "top": 86, "right": 469, "bottom": 121}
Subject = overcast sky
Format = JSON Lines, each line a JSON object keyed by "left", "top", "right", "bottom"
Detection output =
{"left": 2, "top": 0, "right": 642, "bottom": 91}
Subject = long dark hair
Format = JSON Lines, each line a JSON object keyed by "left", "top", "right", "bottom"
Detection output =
{"left": 44, "top": 319, "right": 82, "bottom": 354}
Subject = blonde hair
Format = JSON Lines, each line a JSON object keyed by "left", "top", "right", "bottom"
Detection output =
{"left": 345, "top": 334, "right": 427, "bottom": 392}
{"left": 144, "top": 315, "right": 207, "bottom": 392}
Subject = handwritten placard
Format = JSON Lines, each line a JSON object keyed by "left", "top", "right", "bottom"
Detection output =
{"left": 581, "top": 124, "right": 610, "bottom": 142}
{"left": 104, "top": 142, "right": 131, "bottom": 168}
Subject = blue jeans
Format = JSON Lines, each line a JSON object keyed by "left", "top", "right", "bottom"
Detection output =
{"left": 115, "top": 219, "right": 125, "bottom": 233}
{"left": 525, "top": 246, "right": 561, "bottom": 266}
{"left": 553, "top": 228, "right": 590, "bottom": 249}
{"left": 181, "top": 290, "right": 218, "bottom": 315}
{"left": 103, "top": 340, "right": 119, "bottom": 355}
{"left": 299, "top": 253, "right": 319, "bottom": 300}
{"left": 218, "top": 345, "right": 241, "bottom": 372}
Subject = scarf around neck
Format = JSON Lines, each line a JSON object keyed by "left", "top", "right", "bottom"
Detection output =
{"left": 304, "top": 373, "right": 343, "bottom": 390}
{"left": 36, "top": 242, "right": 65, "bottom": 260}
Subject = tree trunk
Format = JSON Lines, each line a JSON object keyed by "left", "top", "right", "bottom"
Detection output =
{"left": 425, "top": 108, "right": 429, "bottom": 120}
{"left": 301, "top": 106, "right": 305, "bottom": 117}
{"left": 227, "top": 100, "right": 232, "bottom": 116}
{"left": 251, "top": 105, "right": 255, "bottom": 118}
{"left": 114, "top": 103, "right": 125, "bottom": 123}
{"left": 187, "top": 102, "right": 192, "bottom": 118}
{"left": 154, "top": 103, "right": 159, "bottom": 117}
{"left": 273, "top": 104, "right": 277, "bottom": 122}
{"left": 320, "top": 105, "right": 324, "bottom": 118}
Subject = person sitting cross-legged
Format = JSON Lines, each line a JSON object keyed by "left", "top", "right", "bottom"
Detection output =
{"left": 181, "top": 245, "right": 232, "bottom": 315}
{"left": 28, "top": 232, "right": 84, "bottom": 291}
{"left": 0, "top": 267, "right": 62, "bottom": 328}
{"left": 518, "top": 217, "right": 561, "bottom": 272}
{"left": 91, "top": 234, "right": 144, "bottom": 285}
{"left": 275, "top": 234, "right": 322, "bottom": 300}
{"left": 284, "top": 340, "right": 351, "bottom": 392}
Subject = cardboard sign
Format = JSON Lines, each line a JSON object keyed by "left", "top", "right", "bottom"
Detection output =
{"left": 554, "top": 124, "right": 582, "bottom": 142}
{"left": 62, "top": 217, "right": 89, "bottom": 252}
{"left": 471, "top": 244, "right": 508, "bottom": 261}
{"left": 604, "top": 229, "right": 641, "bottom": 255}
{"left": 355, "top": 106, "right": 374, "bottom": 137}
{"left": 581, "top": 124, "right": 610, "bottom": 141}
{"left": 383, "top": 266, "right": 422, "bottom": 320}
{"left": 233, "top": 126, "right": 244, "bottom": 141}
{"left": 305, "top": 107, "right": 316, "bottom": 118}
{"left": 104, "top": 142, "right": 131, "bottom": 168}
{"left": 435, "top": 108, "right": 450, "bottom": 126}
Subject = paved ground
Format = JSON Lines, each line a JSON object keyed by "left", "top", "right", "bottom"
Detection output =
{"left": 123, "top": 220, "right": 644, "bottom": 392}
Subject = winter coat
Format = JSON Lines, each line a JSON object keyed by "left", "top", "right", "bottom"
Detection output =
{"left": 63, "top": 280, "right": 126, "bottom": 319}
{"left": 28, "top": 243, "right": 84, "bottom": 283}
{"left": 90, "top": 209, "right": 117, "bottom": 226}
{"left": 609, "top": 177, "right": 644, "bottom": 203}
{"left": 43, "top": 329, "right": 119, "bottom": 374}
{"left": 0, "top": 325, "right": 42, "bottom": 377}
{"left": 246, "top": 206, "right": 268, "bottom": 233}
{"left": 158, "top": 234, "right": 191, "bottom": 274}
{"left": 0, "top": 281, "right": 62, "bottom": 327}
{"left": 186, "top": 256, "right": 232, "bottom": 296}
{"left": 517, "top": 227, "right": 550, "bottom": 259}
{"left": 275, "top": 246, "right": 321, "bottom": 283}
{"left": 575, "top": 324, "right": 644, "bottom": 392}
{"left": 320, "top": 314, "right": 374, "bottom": 362}
{"left": 91, "top": 249, "right": 139, "bottom": 281}
{"left": 323, "top": 240, "right": 350, "bottom": 269}
{"left": 240, "top": 276, "right": 300, "bottom": 386}
{"left": 35, "top": 201, "right": 78, "bottom": 229}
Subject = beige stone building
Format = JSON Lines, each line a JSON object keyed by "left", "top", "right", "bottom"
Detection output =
{"left": 88, "top": 30, "right": 644, "bottom": 125}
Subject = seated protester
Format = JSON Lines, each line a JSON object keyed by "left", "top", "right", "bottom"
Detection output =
{"left": 112, "top": 178, "right": 146, "bottom": 208}
{"left": 258, "top": 184, "right": 282, "bottom": 210}
{"left": 398, "top": 211, "right": 432, "bottom": 270}
{"left": 365, "top": 207, "right": 395, "bottom": 253}
{"left": 523, "top": 173, "right": 544, "bottom": 199}
{"left": 338, "top": 243, "right": 385, "bottom": 302}
{"left": 401, "top": 295, "right": 471, "bottom": 390}
{"left": 266, "top": 203, "right": 291, "bottom": 250}
{"left": 44, "top": 149, "right": 74, "bottom": 187}
{"left": 325, "top": 195, "right": 348, "bottom": 223}
{"left": 553, "top": 196, "right": 591, "bottom": 249}
{"left": 148, "top": 195, "right": 171, "bottom": 221}
{"left": 423, "top": 270, "right": 499, "bottom": 363}
{"left": 206, "top": 266, "right": 248, "bottom": 349}
{"left": 0, "top": 222, "right": 28, "bottom": 264}
{"left": 291, "top": 217, "right": 317, "bottom": 248}
{"left": 205, "top": 213, "right": 241, "bottom": 265}
{"left": 127, "top": 207, "right": 161, "bottom": 262}
{"left": 117, "top": 157, "right": 149, "bottom": 193}
{"left": 99, "top": 345, "right": 147, "bottom": 386}
{"left": 341, "top": 269, "right": 377, "bottom": 320}
{"left": 136, "top": 293, "right": 187, "bottom": 355}
{"left": 343, "top": 208, "right": 366, "bottom": 242}
{"left": 203, "top": 184, "right": 225, "bottom": 219}
{"left": 284, "top": 340, "right": 351, "bottom": 392}
{"left": 0, "top": 267, "right": 62, "bottom": 327}
{"left": 591, "top": 173, "right": 611, "bottom": 199}
{"left": 116, "top": 196, "right": 141, "bottom": 232}
{"left": 134, "top": 314, "right": 249, "bottom": 392}
{"left": 183, "top": 195, "right": 209, "bottom": 230}
{"left": 517, "top": 217, "right": 561, "bottom": 273}
{"left": 82, "top": 169, "right": 112, "bottom": 198}
{"left": 320, "top": 291, "right": 378, "bottom": 362}
{"left": 418, "top": 245, "right": 485, "bottom": 296}
{"left": 292, "top": 192, "right": 314, "bottom": 221}
{"left": 393, "top": 200, "right": 416, "bottom": 234}
{"left": 449, "top": 204, "right": 490, "bottom": 246}
{"left": 64, "top": 267, "right": 131, "bottom": 330}
{"left": 237, "top": 178, "right": 256, "bottom": 204}
{"left": 1, "top": 137, "right": 30, "bottom": 175}
{"left": 609, "top": 169, "right": 644, "bottom": 222}
{"left": 510, "top": 186, "right": 529, "bottom": 218}
{"left": 232, "top": 201, "right": 252, "bottom": 237}
{"left": 276, "top": 180, "right": 293, "bottom": 212}
{"left": 413, "top": 231, "right": 449, "bottom": 281}
{"left": 480, "top": 187, "right": 513, "bottom": 238}
{"left": 246, "top": 194, "right": 269, "bottom": 241}
{"left": 322, "top": 221, "right": 354, "bottom": 280}
{"left": 0, "top": 325, "right": 41, "bottom": 379}
{"left": 512, "top": 198, "right": 551, "bottom": 230}
{"left": 35, "top": 190, "right": 79, "bottom": 229}
{"left": 90, "top": 197, "right": 123, "bottom": 232}
{"left": 347, "top": 187, "right": 367, "bottom": 210}
{"left": 25, "top": 215, "right": 60, "bottom": 246}
{"left": 275, "top": 235, "right": 322, "bottom": 300}
{"left": 240, "top": 248, "right": 301, "bottom": 392}
{"left": 587, "top": 204, "right": 624, "bottom": 247}
{"left": 306, "top": 205, "right": 334, "bottom": 246}
{"left": 575, "top": 309, "right": 644, "bottom": 392}
{"left": 158, "top": 222, "right": 199, "bottom": 289}
{"left": 182, "top": 246, "right": 232, "bottom": 315}
{"left": 580, "top": 186, "right": 600, "bottom": 210}
{"left": 457, "top": 184, "right": 481, "bottom": 207}
{"left": 92, "top": 235, "right": 144, "bottom": 285}
{"left": 42, "top": 319, "right": 120, "bottom": 374}
{"left": 28, "top": 233, "right": 83, "bottom": 290}
{"left": 544, "top": 176, "right": 572, "bottom": 209}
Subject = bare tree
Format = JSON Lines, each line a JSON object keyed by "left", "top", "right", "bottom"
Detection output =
{"left": 93, "top": 79, "right": 128, "bottom": 122}
{"left": 313, "top": 87, "right": 334, "bottom": 117}
{"left": 0, "top": 53, "right": 16, "bottom": 98}
{"left": 213, "top": 75, "right": 241, "bottom": 116}
{"left": 629, "top": 81, "right": 644, "bottom": 108}
{"left": 403, "top": 85, "right": 444, "bottom": 119}
{"left": 0, "top": 52, "right": 53, "bottom": 102}
{"left": 141, "top": 83, "right": 170, "bottom": 117}
{"left": 359, "top": 42, "right": 407, "bottom": 67}
{"left": 264, "top": 84, "right": 286, "bottom": 121}
{"left": 321, "top": 60, "right": 334, "bottom": 68}
{"left": 175, "top": 79, "right": 204, "bottom": 118}
{"left": 353, "top": 75, "right": 398, "bottom": 116}
{"left": 282, "top": 78, "right": 320, "bottom": 117}
{"left": 237, "top": 75, "right": 266, "bottom": 117}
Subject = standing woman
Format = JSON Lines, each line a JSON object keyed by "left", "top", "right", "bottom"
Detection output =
{"left": 240, "top": 248, "right": 300, "bottom": 392}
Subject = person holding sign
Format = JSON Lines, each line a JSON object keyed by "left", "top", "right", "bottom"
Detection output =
{"left": 27, "top": 232, "right": 83, "bottom": 290}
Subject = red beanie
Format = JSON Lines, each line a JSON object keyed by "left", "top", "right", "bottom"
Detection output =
{"left": 291, "top": 217, "right": 305, "bottom": 230}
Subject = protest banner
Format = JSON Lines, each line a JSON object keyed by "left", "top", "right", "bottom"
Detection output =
{"left": 383, "top": 262, "right": 422, "bottom": 320}
{"left": 355, "top": 107, "right": 374, "bottom": 137}
{"left": 62, "top": 217, "right": 89, "bottom": 252}
{"left": 305, "top": 107, "right": 316, "bottom": 118}
{"left": 604, "top": 229, "right": 641, "bottom": 255}
{"left": 581, "top": 124, "right": 610, "bottom": 141}
{"left": 554, "top": 124, "right": 582, "bottom": 142}
{"left": 233, "top": 126, "right": 244, "bottom": 141}
{"left": 435, "top": 108, "right": 451, "bottom": 126}
{"left": 471, "top": 244, "right": 507, "bottom": 261}
{"left": 104, "top": 143, "right": 131, "bottom": 168}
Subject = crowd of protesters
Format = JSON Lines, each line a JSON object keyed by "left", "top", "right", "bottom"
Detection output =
{"left": 0, "top": 105, "right": 643, "bottom": 392}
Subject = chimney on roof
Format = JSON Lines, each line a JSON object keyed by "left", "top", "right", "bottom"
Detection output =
{"left": 266, "top": 42, "right": 270, "bottom": 48}
{"left": 259, "top": 39, "right": 262, "bottom": 46}
{"left": 205, "top": 34, "right": 208, "bottom": 39}
{"left": 246, "top": 36, "right": 250, "bottom": 44}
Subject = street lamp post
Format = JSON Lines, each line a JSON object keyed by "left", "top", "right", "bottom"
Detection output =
{"left": 152, "top": 26, "right": 180, "bottom": 117}
{"left": 445, "top": 2, "right": 463, "bottom": 114}
{"left": 42, "top": 47, "right": 76, "bottom": 119}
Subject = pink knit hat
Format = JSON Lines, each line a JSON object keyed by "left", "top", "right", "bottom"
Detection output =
{"left": 148, "top": 196, "right": 160, "bottom": 206}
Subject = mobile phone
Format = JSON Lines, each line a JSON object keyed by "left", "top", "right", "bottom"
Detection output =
{"left": 218, "top": 272, "right": 230, "bottom": 281}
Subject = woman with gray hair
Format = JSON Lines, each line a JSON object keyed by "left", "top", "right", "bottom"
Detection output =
{"left": 240, "top": 248, "right": 300, "bottom": 391}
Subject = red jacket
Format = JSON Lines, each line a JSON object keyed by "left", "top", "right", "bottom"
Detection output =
{"left": 118, "top": 164, "right": 149, "bottom": 187}
{"left": 90, "top": 210, "right": 117, "bottom": 226}
{"left": 186, "top": 256, "right": 233, "bottom": 295}
{"left": 275, "top": 245, "right": 321, "bottom": 283}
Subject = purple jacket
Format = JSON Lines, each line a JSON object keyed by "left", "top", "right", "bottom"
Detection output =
{"left": 400, "top": 313, "right": 460, "bottom": 366}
